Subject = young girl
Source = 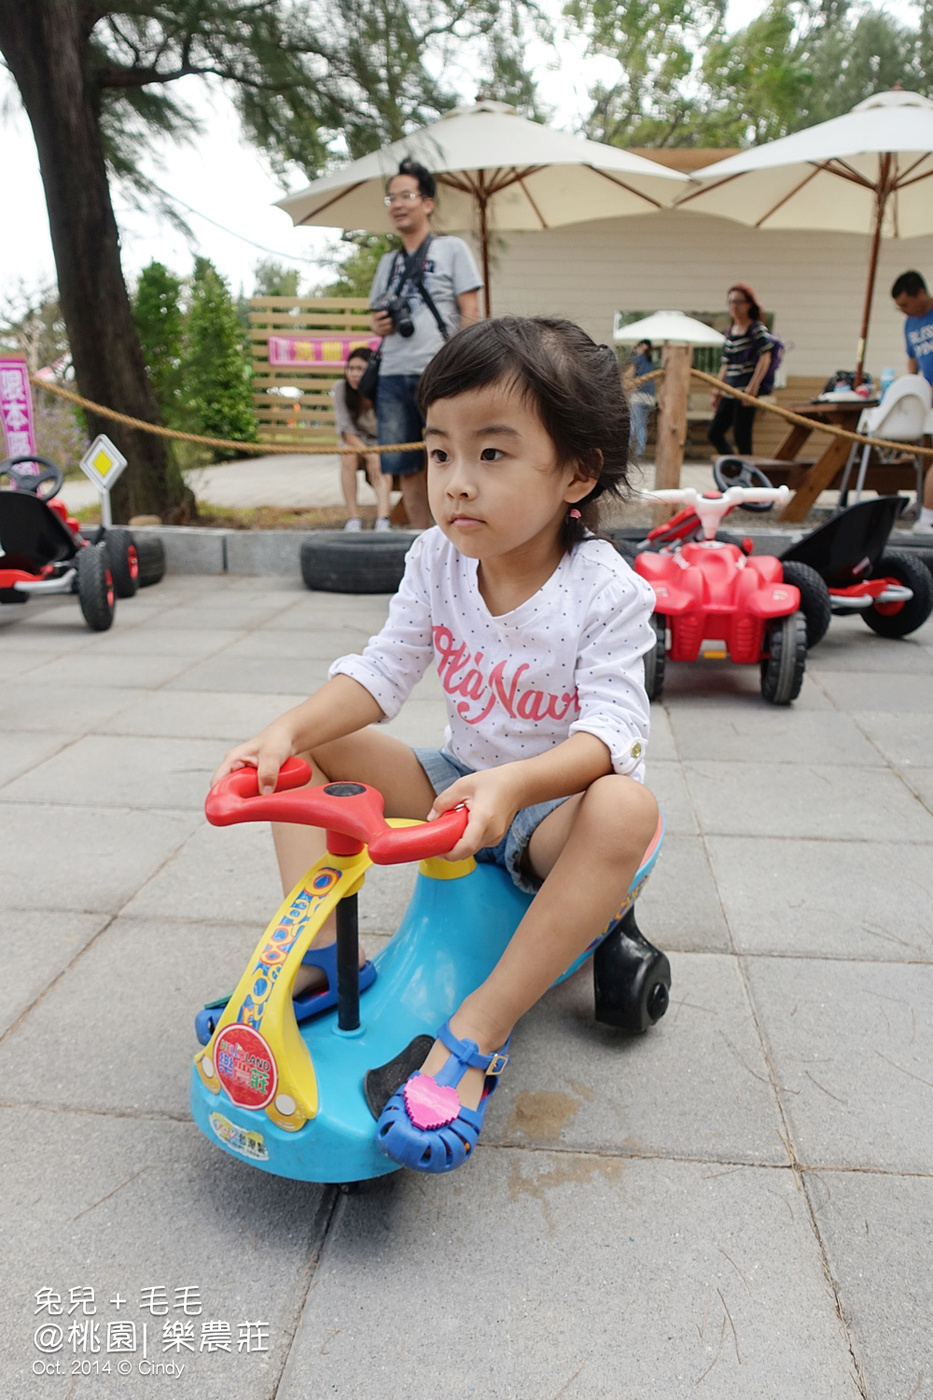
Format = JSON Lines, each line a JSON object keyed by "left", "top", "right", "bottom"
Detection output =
{"left": 333, "top": 347, "right": 392, "bottom": 531}
{"left": 211, "top": 316, "right": 659, "bottom": 1174}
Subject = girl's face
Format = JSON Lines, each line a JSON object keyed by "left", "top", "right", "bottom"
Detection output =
{"left": 425, "top": 379, "right": 592, "bottom": 571}
{"left": 346, "top": 356, "right": 367, "bottom": 390}
{"left": 727, "top": 291, "right": 750, "bottom": 319}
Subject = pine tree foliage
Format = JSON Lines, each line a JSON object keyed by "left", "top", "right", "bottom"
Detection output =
{"left": 183, "top": 257, "right": 257, "bottom": 454}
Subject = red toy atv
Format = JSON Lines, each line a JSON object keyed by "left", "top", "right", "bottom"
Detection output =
{"left": 0, "top": 455, "right": 138, "bottom": 631}
{"left": 633, "top": 486, "right": 807, "bottom": 705}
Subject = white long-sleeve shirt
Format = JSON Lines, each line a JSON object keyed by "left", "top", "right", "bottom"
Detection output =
{"left": 329, "top": 528, "right": 656, "bottom": 781}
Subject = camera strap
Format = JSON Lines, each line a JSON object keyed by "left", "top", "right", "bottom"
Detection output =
{"left": 389, "top": 235, "right": 449, "bottom": 342}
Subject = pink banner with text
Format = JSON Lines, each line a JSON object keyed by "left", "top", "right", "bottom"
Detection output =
{"left": 267, "top": 335, "right": 380, "bottom": 367}
{"left": 0, "top": 357, "right": 37, "bottom": 462}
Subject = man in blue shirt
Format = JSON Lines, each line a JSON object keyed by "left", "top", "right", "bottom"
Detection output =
{"left": 891, "top": 270, "right": 933, "bottom": 533}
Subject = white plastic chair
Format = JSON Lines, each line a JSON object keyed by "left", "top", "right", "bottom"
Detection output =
{"left": 838, "top": 374, "right": 932, "bottom": 504}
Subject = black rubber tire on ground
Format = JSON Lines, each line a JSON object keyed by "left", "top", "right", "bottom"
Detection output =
{"left": 300, "top": 530, "right": 419, "bottom": 594}
{"left": 76, "top": 543, "right": 115, "bottom": 631}
{"left": 913, "top": 547, "right": 933, "bottom": 582}
{"left": 104, "top": 527, "right": 139, "bottom": 598}
{"left": 643, "top": 614, "right": 666, "bottom": 700}
{"left": 779, "top": 560, "right": 832, "bottom": 648}
{"left": 134, "top": 535, "right": 166, "bottom": 587}
{"left": 863, "top": 549, "right": 933, "bottom": 637}
{"left": 760, "top": 611, "right": 806, "bottom": 704}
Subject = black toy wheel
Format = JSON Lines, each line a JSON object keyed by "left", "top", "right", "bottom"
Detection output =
{"left": 104, "top": 527, "right": 139, "bottom": 598}
{"left": 300, "top": 530, "right": 418, "bottom": 594}
{"left": 643, "top": 614, "right": 666, "bottom": 700}
{"left": 760, "top": 611, "right": 806, "bottom": 704}
{"left": 134, "top": 535, "right": 166, "bottom": 587}
{"left": 593, "top": 906, "right": 671, "bottom": 1033}
{"left": 712, "top": 456, "right": 775, "bottom": 511}
{"left": 76, "top": 543, "right": 115, "bottom": 631}
{"left": 863, "top": 549, "right": 933, "bottom": 637}
{"left": 0, "top": 455, "right": 64, "bottom": 499}
{"left": 779, "top": 560, "right": 832, "bottom": 648}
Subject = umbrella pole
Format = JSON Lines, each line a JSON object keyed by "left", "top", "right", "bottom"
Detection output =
{"left": 478, "top": 190, "right": 491, "bottom": 318}
{"left": 855, "top": 156, "right": 890, "bottom": 386}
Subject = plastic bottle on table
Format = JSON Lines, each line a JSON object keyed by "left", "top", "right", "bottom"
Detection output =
{"left": 880, "top": 367, "right": 896, "bottom": 398}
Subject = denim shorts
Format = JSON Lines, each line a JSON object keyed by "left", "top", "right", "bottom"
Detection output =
{"left": 412, "top": 747, "right": 570, "bottom": 896}
{"left": 376, "top": 374, "right": 425, "bottom": 476}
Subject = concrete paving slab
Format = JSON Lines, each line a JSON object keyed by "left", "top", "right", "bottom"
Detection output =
{"left": 684, "top": 760, "right": 933, "bottom": 841}
{"left": 0, "top": 734, "right": 223, "bottom": 812}
{"left": 646, "top": 759, "right": 698, "bottom": 835}
{"left": 901, "top": 766, "right": 933, "bottom": 812}
{"left": 816, "top": 670, "right": 933, "bottom": 713}
{"left": 80, "top": 626, "right": 247, "bottom": 658}
{"left": 22, "top": 649, "right": 197, "bottom": 691}
{"left": 0, "top": 731, "right": 74, "bottom": 788}
{"left": 0, "top": 679, "right": 140, "bottom": 734}
{"left": 121, "top": 822, "right": 282, "bottom": 926}
{"left": 668, "top": 706, "right": 883, "bottom": 767}
{"left": 0, "top": 908, "right": 110, "bottom": 1035}
{"left": 108, "top": 690, "right": 309, "bottom": 742}
{"left": 0, "top": 1107, "right": 331, "bottom": 1400}
{"left": 0, "top": 648, "right": 62, "bottom": 683}
{"left": 662, "top": 666, "right": 835, "bottom": 709}
{"left": 487, "top": 952, "right": 788, "bottom": 1165}
{"left": 163, "top": 651, "right": 333, "bottom": 695}
{"left": 744, "top": 957, "right": 933, "bottom": 1171}
{"left": 211, "top": 624, "right": 368, "bottom": 660}
{"left": 707, "top": 836, "right": 933, "bottom": 962}
{"left": 806, "top": 1169, "right": 933, "bottom": 1400}
{"left": 0, "top": 803, "right": 198, "bottom": 913}
{"left": 279, "top": 1153, "right": 854, "bottom": 1400}
{"left": 636, "top": 834, "right": 731, "bottom": 953}
{"left": 851, "top": 710, "right": 933, "bottom": 769}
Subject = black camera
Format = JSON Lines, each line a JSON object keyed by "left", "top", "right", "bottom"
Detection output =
{"left": 373, "top": 293, "right": 415, "bottom": 338}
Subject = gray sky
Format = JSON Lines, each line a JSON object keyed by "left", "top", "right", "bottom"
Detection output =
{"left": 0, "top": 0, "right": 922, "bottom": 313}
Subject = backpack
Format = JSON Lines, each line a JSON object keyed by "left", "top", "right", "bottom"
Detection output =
{"left": 760, "top": 331, "right": 784, "bottom": 394}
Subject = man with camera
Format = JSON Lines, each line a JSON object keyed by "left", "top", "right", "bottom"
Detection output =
{"left": 369, "top": 158, "right": 483, "bottom": 528}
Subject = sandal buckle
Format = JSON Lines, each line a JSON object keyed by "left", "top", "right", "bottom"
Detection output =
{"left": 485, "top": 1052, "right": 509, "bottom": 1076}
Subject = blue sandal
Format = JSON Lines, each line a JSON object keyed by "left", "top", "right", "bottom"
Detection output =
{"left": 195, "top": 942, "right": 375, "bottom": 1045}
{"left": 375, "top": 1019, "right": 510, "bottom": 1172}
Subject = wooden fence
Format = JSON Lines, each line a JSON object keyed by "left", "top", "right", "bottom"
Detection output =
{"left": 249, "top": 297, "right": 373, "bottom": 444}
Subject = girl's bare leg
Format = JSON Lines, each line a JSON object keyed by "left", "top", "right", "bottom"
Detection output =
{"left": 418, "top": 775, "right": 659, "bottom": 1107}
{"left": 364, "top": 453, "right": 392, "bottom": 519}
{"left": 270, "top": 728, "right": 436, "bottom": 992}
{"left": 340, "top": 453, "right": 361, "bottom": 520}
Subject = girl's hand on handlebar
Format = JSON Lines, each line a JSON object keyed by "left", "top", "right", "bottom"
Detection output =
{"left": 428, "top": 767, "right": 522, "bottom": 863}
{"left": 210, "top": 723, "right": 296, "bottom": 795}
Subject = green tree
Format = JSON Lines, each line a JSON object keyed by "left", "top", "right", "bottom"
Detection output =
{"left": 569, "top": 0, "right": 928, "bottom": 148}
{"left": 133, "top": 261, "right": 185, "bottom": 428}
{"left": 318, "top": 233, "right": 401, "bottom": 298}
{"left": 0, "top": 0, "right": 543, "bottom": 520}
{"left": 183, "top": 257, "right": 257, "bottom": 457}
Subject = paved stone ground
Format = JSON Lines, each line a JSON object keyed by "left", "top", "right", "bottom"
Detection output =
{"left": 1, "top": 572, "right": 932, "bottom": 1400}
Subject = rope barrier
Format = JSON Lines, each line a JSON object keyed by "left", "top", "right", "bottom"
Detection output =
{"left": 30, "top": 364, "right": 931, "bottom": 464}
{"left": 687, "top": 366, "right": 933, "bottom": 460}
{"left": 29, "top": 376, "right": 424, "bottom": 457}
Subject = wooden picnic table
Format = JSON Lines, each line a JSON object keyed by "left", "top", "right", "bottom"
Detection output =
{"left": 773, "top": 398, "right": 878, "bottom": 523}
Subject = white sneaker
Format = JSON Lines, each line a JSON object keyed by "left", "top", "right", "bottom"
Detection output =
{"left": 374, "top": 517, "right": 391, "bottom": 532}
{"left": 912, "top": 518, "right": 933, "bottom": 535}
{"left": 343, "top": 518, "right": 362, "bottom": 532}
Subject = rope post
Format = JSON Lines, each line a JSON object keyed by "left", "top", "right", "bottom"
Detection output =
{"left": 654, "top": 343, "right": 691, "bottom": 522}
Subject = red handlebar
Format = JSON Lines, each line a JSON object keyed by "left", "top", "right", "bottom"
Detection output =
{"left": 205, "top": 758, "right": 469, "bottom": 864}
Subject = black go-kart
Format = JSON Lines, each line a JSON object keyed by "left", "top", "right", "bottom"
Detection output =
{"left": 0, "top": 455, "right": 162, "bottom": 631}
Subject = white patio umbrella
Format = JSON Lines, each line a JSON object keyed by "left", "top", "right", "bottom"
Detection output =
{"left": 277, "top": 101, "right": 688, "bottom": 315}
{"left": 674, "top": 89, "right": 933, "bottom": 381}
{"left": 613, "top": 310, "right": 725, "bottom": 346}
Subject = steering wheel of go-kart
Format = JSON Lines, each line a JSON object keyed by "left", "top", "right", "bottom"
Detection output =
{"left": 206, "top": 757, "right": 469, "bottom": 862}
{"left": 0, "top": 455, "right": 65, "bottom": 500}
{"left": 712, "top": 457, "right": 776, "bottom": 512}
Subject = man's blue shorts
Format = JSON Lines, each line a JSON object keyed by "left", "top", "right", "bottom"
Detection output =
{"left": 376, "top": 374, "right": 425, "bottom": 476}
{"left": 412, "top": 747, "right": 570, "bottom": 896}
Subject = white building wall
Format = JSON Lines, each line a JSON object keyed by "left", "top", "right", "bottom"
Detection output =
{"left": 473, "top": 208, "right": 933, "bottom": 383}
